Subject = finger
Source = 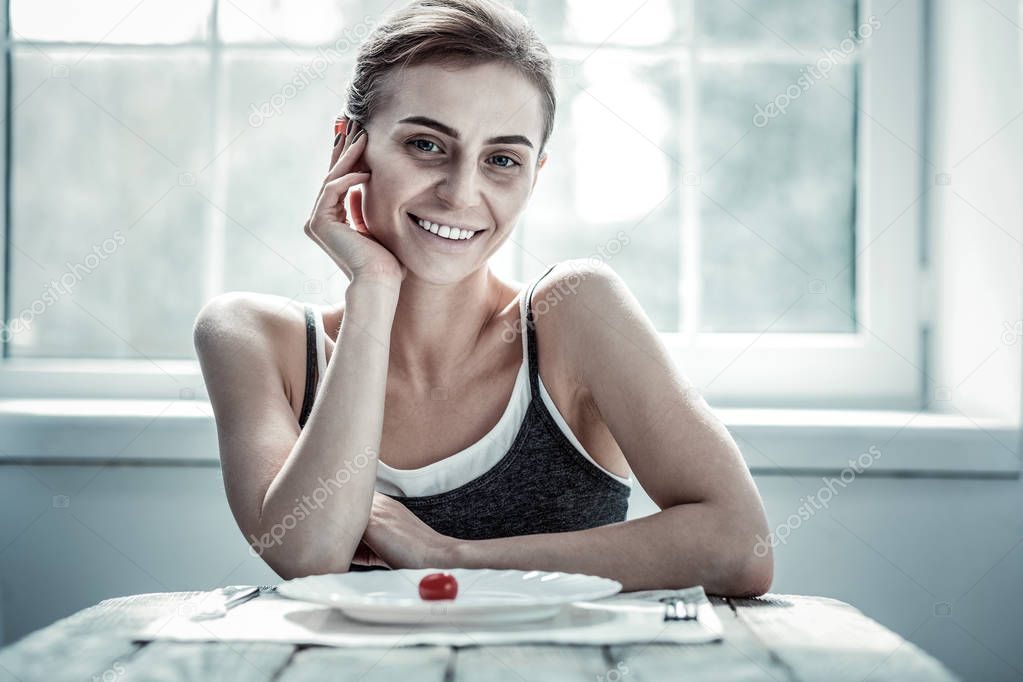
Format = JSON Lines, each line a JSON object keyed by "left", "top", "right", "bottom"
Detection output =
{"left": 334, "top": 118, "right": 357, "bottom": 169}
{"left": 341, "top": 118, "right": 360, "bottom": 156}
{"left": 352, "top": 549, "right": 382, "bottom": 567}
{"left": 333, "top": 118, "right": 363, "bottom": 174}
{"left": 333, "top": 115, "right": 353, "bottom": 169}
{"left": 312, "top": 171, "right": 371, "bottom": 221}
{"left": 352, "top": 539, "right": 379, "bottom": 566}
{"left": 329, "top": 116, "right": 347, "bottom": 171}
{"left": 313, "top": 116, "right": 347, "bottom": 226}
{"left": 324, "top": 126, "right": 367, "bottom": 187}
{"left": 348, "top": 187, "right": 369, "bottom": 233}
{"left": 354, "top": 535, "right": 386, "bottom": 567}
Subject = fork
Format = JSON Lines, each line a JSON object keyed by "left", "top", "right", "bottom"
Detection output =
{"left": 190, "top": 585, "right": 277, "bottom": 621}
{"left": 659, "top": 595, "right": 698, "bottom": 621}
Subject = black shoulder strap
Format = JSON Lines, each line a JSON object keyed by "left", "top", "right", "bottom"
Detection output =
{"left": 525, "top": 263, "right": 559, "bottom": 397}
{"left": 297, "top": 304, "right": 317, "bottom": 428}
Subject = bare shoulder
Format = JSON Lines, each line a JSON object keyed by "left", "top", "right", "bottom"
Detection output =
{"left": 192, "top": 292, "right": 313, "bottom": 406}
{"left": 193, "top": 292, "right": 305, "bottom": 354}
{"left": 527, "top": 259, "right": 635, "bottom": 393}
{"left": 529, "top": 259, "right": 634, "bottom": 350}
{"left": 191, "top": 294, "right": 329, "bottom": 545}
{"left": 536, "top": 259, "right": 661, "bottom": 394}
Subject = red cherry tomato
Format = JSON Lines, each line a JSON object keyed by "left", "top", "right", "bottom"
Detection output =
{"left": 418, "top": 572, "right": 458, "bottom": 600}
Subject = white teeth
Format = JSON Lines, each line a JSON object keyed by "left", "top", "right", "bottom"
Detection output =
{"left": 414, "top": 215, "right": 476, "bottom": 241}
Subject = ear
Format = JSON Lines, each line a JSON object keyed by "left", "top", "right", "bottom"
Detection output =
{"left": 531, "top": 151, "right": 548, "bottom": 192}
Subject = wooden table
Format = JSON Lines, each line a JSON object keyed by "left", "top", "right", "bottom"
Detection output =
{"left": 0, "top": 590, "right": 959, "bottom": 681}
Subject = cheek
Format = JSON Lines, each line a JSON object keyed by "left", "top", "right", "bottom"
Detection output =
{"left": 359, "top": 152, "right": 403, "bottom": 205}
{"left": 494, "top": 182, "right": 532, "bottom": 218}
{"left": 366, "top": 141, "right": 421, "bottom": 171}
{"left": 363, "top": 148, "right": 425, "bottom": 193}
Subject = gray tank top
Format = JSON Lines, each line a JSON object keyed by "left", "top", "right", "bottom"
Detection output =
{"left": 298, "top": 264, "right": 631, "bottom": 569}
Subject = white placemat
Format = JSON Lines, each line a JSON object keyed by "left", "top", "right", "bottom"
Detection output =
{"left": 134, "top": 586, "right": 723, "bottom": 647}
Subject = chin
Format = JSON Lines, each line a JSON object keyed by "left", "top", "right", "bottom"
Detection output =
{"left": 399, "top": 257, "right": 485, "bottom": 286}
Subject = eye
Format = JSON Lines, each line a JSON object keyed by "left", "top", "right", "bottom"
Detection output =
{"left": 408, "top": 138, "right": 441, "bottom": 153}
{"left": 407, "top": 137, "right": 520, "bottom": 169}
{"left": 489, "top": 154, "right": 520, "bottom": 169}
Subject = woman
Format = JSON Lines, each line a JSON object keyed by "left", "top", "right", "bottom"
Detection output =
{"left": 194, "top": 0, "right": 773, "bottom": 596}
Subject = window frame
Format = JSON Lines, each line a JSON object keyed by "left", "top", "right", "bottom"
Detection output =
{"left": 654, "top": 0, "right": 925, "bottom": 409}
{"left": 0, "top": 0, "right": 926, "bottom": 410}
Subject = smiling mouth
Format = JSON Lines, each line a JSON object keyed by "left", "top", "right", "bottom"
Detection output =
{"left": 407, "top": 212, "right": 485, "bottom": 241}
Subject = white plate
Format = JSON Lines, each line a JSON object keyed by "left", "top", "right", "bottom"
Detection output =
{"left": 276, "top": 568, "right": 623, "bottom": 625}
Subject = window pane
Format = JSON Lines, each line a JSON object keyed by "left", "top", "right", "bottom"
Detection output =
{"left": 525, "top": 0, "right": 686, "bottom": 46}
{"left": 218, "top": 51, "right": 354, "bottom": 300}
{"left": 523, "top": 51, "right": 684, "bottom": 331}
{"left": 11, "top": 0, "right": 210, "bottom": 43}
{"left": 698, "top": 62, "right": 857, "bottom": 332}
{"left": 218, "top": 0, "right": 371, "bottom": 45}
{"left": 9, "top": 49, "right": 211, "bottom": 358}
{"left": 698, "top": 0, "right": 858, "bottom": 50}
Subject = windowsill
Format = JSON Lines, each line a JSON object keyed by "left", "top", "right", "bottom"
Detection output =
{"left": 0, "top": 399, "right": 1017, "bottom": 478}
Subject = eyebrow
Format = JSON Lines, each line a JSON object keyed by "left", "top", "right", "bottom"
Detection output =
{"left": 397, "top": 115, "right": 534, "bottom": 150}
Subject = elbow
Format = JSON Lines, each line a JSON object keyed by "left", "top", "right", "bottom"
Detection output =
{"left": 274, "top": 558, "right": 351, "bottom": 581}
{"left": 730, "top": 550, "right": 773, "bottom": 598}
{"left": 245, "top": 525, "right": 354, "bottom": 580}
{"left": 245, "top": 495, "right": 368, "bottom": 580}
{"left": 725, "top": 529, "right": 774, "bottom": 598}
{"left": 259, "top": 543, "right": 353, "bottom": 581}
{"left": 711, "top": 509, "right": 774, "bottom": 598}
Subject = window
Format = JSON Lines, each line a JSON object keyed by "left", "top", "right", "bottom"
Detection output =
{"left": 520, "top": 0, "right": 924, "bottom": 408}
{"left": 0, "top": 0, "right": 925, "bottom": 408}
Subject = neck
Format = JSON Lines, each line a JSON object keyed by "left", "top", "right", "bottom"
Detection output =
{"left": 387, "top": 266, "right": 509, "bottom": 391}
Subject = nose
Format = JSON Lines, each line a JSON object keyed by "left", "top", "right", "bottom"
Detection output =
{"left": 435, "top": 159, "right": 481, "bottom": 210}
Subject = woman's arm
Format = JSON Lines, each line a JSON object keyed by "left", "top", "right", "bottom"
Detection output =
{"left": 447, "top": 503, "right": 768, "bottom": 596}
{"left": 196, "top": 119, "right": 405, "bottom": 579}
{"left": 257, "top": 280, "right": 399, "bottom": 577}
{"left": 444, "top": 260, "right": 773, "bottom": 596}
{"left": 194, "top": 280, "right": 399, "bottom": 580}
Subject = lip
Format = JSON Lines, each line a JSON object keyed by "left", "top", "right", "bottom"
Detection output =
{"left": 407, "top": 212, "right": 487, "bottom": 234}
{"left": 407, "top": 212, "right": 484, "bottom": 252}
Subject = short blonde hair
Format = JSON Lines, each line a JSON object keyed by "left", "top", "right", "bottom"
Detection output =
{"left": 345, "top": 0, "right": 556, "bottom": 159}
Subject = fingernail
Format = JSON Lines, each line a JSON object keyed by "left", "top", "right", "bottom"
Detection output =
{"left": 333, "top": 131, "right": 343, "bottom": 147}
{"left": 345, "top": 118, "right": 354, "bottom": 136}
{"left": 352, "top": 128, "right": 367, "bottom": 144}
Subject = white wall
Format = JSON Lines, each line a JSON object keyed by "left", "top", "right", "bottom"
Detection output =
{"left": 2, "top": 463, "right": 1021, "bottom": 681}
{"left": 930, "top": 0, "right": 1023, "bottom": 423}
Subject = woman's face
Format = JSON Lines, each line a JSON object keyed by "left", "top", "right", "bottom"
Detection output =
{"left": 357, "top": 60, "right": 548, "bottom": 284}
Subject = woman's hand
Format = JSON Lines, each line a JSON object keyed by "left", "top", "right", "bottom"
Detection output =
{"left": 304, "top": 116, "right": 407, "bottom": 287}
{"left": 360, "top": 492, "right": 459, "bottom": 570}
{"left": 350, "top": 538, "right": 389, "bottom": 568}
